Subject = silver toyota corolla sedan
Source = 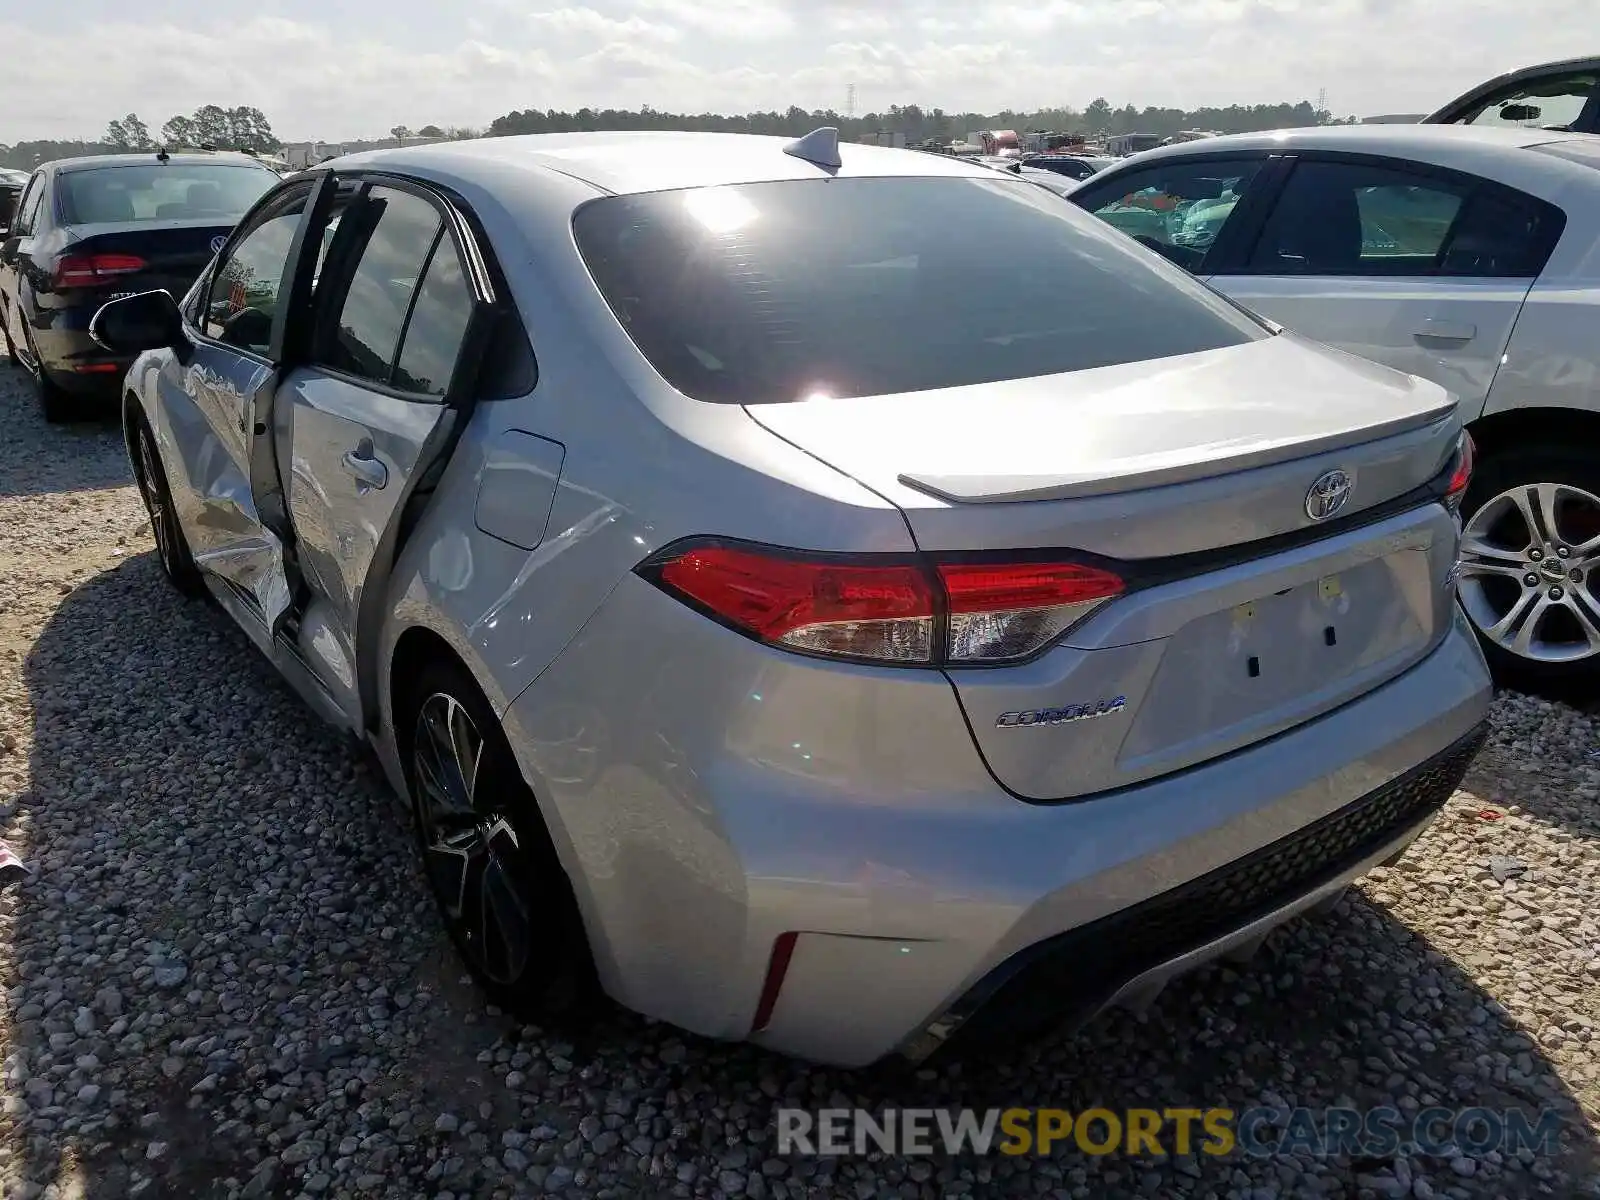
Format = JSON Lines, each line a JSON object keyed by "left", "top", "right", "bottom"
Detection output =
{"left": 90, "top": 128, "right": 1492, "bottom": 1067}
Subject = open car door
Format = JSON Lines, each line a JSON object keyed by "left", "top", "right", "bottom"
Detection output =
{"left": 271, "top": 177, "right": 497, "bottom": 730}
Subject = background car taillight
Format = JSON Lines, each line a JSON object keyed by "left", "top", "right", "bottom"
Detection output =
{"left": 1445, "top": 431, "right": 1474, "bottom": 513}
{"left": 641, "top": 540, "right": 1123, "bottom": 666}
{"left": 52, "top": 253, "right": 147, "bottom": 290}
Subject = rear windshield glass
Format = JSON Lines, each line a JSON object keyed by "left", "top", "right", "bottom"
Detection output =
{"left": 58, "top": 163, "right": 276, "bottom": 225}
{"left": 572, "top": 176, "right": 1267, "bottom": 404}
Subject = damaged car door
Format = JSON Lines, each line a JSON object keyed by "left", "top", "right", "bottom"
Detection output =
{"left": 276, "top": 178, "right": 494, "bottom": 728}
{"left": 155, "top": 174, "right": 336, "bottom": 639}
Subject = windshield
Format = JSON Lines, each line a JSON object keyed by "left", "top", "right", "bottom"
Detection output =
{"left": 1455, "top": 76, "right": 1597, "bottom": 129}
{"left": 58, "top": 162, "right": 276, "bottom": 225}
{"left": 573, "top": 176, "right": 1267, "bottom": 405}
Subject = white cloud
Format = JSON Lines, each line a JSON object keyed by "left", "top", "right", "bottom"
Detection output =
{"left": 528, "top": 7, "right": 680, "bottom": 42}
{"left": 633, "top": 0, "right": 794, "bottom": 40}
{"left": 0, "top": 1, "right": 1593, "bottom": 143}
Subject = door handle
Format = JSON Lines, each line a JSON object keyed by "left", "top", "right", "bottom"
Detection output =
{"left": 1413, "top": 319, "right": 1476, "bottom": 343}
{"left": 341, "top": 444, "right": 388, "bottom": 490}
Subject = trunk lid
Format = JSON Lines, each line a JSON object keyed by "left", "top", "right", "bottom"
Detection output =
{"left": 747, "top": 335, "right": 1453, "bottom": 524}
{"left": 745, "top": 334, "right": 1465, "bottom": 801}
{"left": 60, "top": 218, "right": 231, "bottom": 303}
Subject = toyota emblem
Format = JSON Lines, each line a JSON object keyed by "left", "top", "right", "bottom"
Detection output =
{"left": 1305, "top": 469, "right": 1353, "bottom": 522}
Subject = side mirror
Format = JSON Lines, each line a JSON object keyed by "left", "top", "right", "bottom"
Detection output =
{"left": 90, "top": 290, "right": 186, "bottom": 355}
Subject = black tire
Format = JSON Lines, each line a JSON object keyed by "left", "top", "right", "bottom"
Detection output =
{"left": 401, "top": 657, "right": 598, "bottom": 1022}
{"left": 21, "top": 325, "right": 76, "bottom": 424}
{"left": 2, "top": 320, "right": 18, "bottom": 368}
{"left": 128, "top": 409, "right": 204, "bottom": 596}
{"left": 1457, "top": 440, "right": 1600, "bottom": 696}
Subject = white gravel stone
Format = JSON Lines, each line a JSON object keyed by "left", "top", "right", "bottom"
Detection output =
{"left": 0, "top": 364, "right": 1596, "bottom": 1199}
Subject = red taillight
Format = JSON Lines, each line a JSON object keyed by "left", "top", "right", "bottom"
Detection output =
{"left": 657, "top": 544, "right": 936, "bottom": 662}
{"left": 644, "top": 540, "right": 1123, "bottom": 665}
{"left": 52, "top": 253, "right": 147, "bottom": 290}
{"left": 1445, "top": 431, "right": 1474, "bottom": 512}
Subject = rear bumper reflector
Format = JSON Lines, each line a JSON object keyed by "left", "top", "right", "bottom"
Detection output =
{"left": 750, "top": 931, "right": 799, "bottom": 1033}
{"left": 71, "top": 363, "right": 122, "bottom": 374}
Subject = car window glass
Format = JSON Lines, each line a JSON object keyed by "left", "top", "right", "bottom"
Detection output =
{"left": 1457, "top": 74, "right": 1597, "bottom": 130}
{"left": 392, "top": 234, "right": 472, "bottom": 397}
{"left": 14, "top": 178, "right": 43, "bottom": 235}
{"left": 58, "top": 163, "right": 275, "bottom": 224}
{"left": 1247, "top": 160, "right": 1558, "bottom": 279}
{"left": 573, "top": 176, "right": 1267, "bottom": 406}
{"left": 1250, "top": 161, "right": 1465, "bottom": 274}
{"left": 204, "top": 192, "right": 308, "bottom": 353}
{"left": 0, "top": 188, "right": 18, "bottom": 230}
{"left": 319, "top": 187, "right": 442, "bottom": 385}
{"left": 1077, "top": 159, "right": 1262, "bottom": 271}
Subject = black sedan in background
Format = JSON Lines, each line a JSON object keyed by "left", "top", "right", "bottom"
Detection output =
{"left": 0, "top": 168, "right": 26, "bottom": 234}
{"left": 0, "top": 151, "right": 278, "bottom": 421}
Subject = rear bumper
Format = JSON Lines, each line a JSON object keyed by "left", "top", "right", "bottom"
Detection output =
{"left": 30, "top": 304, "right": 132, "bottom": 397}
{"left": 501, "top": 581, "right": 1492, "bottom": 1067}
{"left": 908, "top": 721, "right": 1483, "bottom": 1061}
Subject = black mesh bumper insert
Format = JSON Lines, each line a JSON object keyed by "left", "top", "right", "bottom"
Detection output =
{"left": 919, "top": 723, "right": 1487, "bottom": 1055}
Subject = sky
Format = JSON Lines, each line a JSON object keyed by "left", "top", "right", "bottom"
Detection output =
{"left": 0, "top": 0, "right": 1591, "bottom": 144}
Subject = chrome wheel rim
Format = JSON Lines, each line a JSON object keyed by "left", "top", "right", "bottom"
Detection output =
{"left": 413, "top": 693, "right": 533, "bottom": 986}
{"left": 1458, "top": 482, "right": 1600, "bottom": 663}
{"left": 135, "top": 429, "right": 175, "bottom": 575}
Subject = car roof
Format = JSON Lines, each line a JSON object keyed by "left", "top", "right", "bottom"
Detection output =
{"left": 49, "top": 152, "right": 274, "bottom": 174}
{"left": 1105, "top": 124, "right": 1600, "bottom": 181}
{"left": 326, "top": 130, "right": 999, "bottom": 196}
{"left": 1427, "top": 56, "right": 1600, "bottom": 123}
{"left": 1123, "top": 123, "right": 1589, "bottom": 160}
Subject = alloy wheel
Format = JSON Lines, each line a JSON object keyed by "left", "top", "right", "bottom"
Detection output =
{"left": 412, "top": 692, "right": 534, "bottom": 986}
{"left": 1458, "top": 482, "right": 1600, "bottom": 663}
{"left": 135, "top": 426, "right": 176, "bottom": 576}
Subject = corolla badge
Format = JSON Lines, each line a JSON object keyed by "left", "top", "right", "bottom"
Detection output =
{"left": 996, "top": 696, "right": 1126, "bottom": 728}
{"left": 1304, "top": 469, "right": 1353, "bottom": 522}
{"left": 210, "top": 235, "right": 228, "bottom": 255}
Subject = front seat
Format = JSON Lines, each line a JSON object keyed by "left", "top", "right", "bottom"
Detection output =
{"left": 1264, "top": 184, "right": 1363, "bottom": 273}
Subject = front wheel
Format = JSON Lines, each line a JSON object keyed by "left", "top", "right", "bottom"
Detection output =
{"left": 404, "top": 659, "right": 598, "bottom": 1021}
{"left": 1455, "top": 442, "right": 1600, "bottom": 695}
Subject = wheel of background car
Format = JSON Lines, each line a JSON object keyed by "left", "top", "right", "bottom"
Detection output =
{"left": 1456, "top": 442, "right": 1600, "bottom": 694}
{"left": 2, "top": 320, "right": 17, "bottom": 367}
{"left": 403, "top": 657, "right": 599, "bottom": 1022}
{"left": 129, "top": 410, "right": 204, "bottom": 596}
{"left": 22, "top": 325, "right": 74, "bottom": 425}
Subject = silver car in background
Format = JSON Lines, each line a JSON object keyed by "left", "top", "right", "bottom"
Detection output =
{"left": 1072, "top": 125, "right": 1600, "bottom": 692}
{"left": 92, "top": 130, "right": 1490, "bottom": 1066}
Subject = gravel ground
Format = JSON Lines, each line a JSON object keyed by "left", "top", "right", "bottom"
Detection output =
{"left": 0, "top": 364, "right": 1596, "bottom": 1200}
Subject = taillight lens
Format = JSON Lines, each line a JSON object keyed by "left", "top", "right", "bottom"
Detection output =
{"left": 939, "top": 561, "right": 1125, "bottom": 662}
{"left": 1445, "top": 431, "right": 1474, "bottom": 513}
{"left": 643, "top": 540, "right": 1123, "bottom": 666}
{"left": 656, "top": 544, "right": 936, "bottom": 662}
{"left": 52, "top": 253, "right": 147, "bottom": 289}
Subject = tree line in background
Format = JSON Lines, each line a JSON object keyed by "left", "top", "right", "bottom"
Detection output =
{"left": 487, "top": 98, "right": 1350, "bottom": 141}
{"left": 1, "top": 96, "right": 1349, "bottom": 170}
